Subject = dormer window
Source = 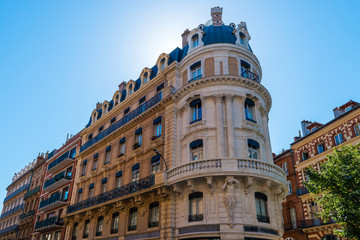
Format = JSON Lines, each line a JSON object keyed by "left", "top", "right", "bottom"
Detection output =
{"left": 143, "top": 73, "right": 148, "bottom": 83}
{"left": 129, "top": 84, "right": 133, "bottom": 95}
{"left": 160, "top": 58, "right": 165, "bottom": 70}
{"left": 239, "top": 32, "right": 246, "bottom": 45}
{"left": 115, "top": 95, "right": 119, "bottom": 105}
{"left": 345, "top": 106, "right": 352, "bottom": 112}
{"left": 191, "top": 34, "right": 199, "bottom": 47}
{"left": 311, "top": 127, "right": 317, "bottom": 132}
{"left": 104, "top": 104, "right": 107, "bottom": 114}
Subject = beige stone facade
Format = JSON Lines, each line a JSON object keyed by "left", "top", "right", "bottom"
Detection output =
{"left": 0, "top": 161, "right": 34, "bottom": 240}
{"left": 64, "top": 7, "right": 286, "bottom": 240}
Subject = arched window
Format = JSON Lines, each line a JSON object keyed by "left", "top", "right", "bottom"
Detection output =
{"left": 191, "top": 34, "right": 199, "bottom": 47}
{"left": 190, "top": 99, "right": 202, "bottom": 124}
{"left": 245, "top": 98, "right": 255, "bottom": 122}
{"left": 151, "top": 155, "right": 161, "bottom": 174}
{"left": 129, "top": 84, "right": 133, "bottom": 95}
{"left": 83, "top": 219, "right": 90, "bottom": 238}
{"left": 160, "top": 58, "right": 165, "bottom": 70}
{"left": 189, "top": 61, "right": 202, "bottom": 82}
{"left": 148, "top": 202, "right": 159, "bottom": 228}
{"left": 128, "top": 207, "right": 138, "bottom": 231}
{"left": 255, "top": 192, "right": 269, "bottom": 223}
{"left": 96, "top": 216, "right": 103, "bottom": 236}
{"left": 189, "top": 139, "right": 203, "bottom": 161}
{"left": 188, "top": 192, "right": 203, "bottom": 222}
{"left": 239, "top": 32, "right": 246, "bottom": 45}
{"left": 111, "top": 212, "right": 119, "bottom": 234}
{"left": 115, "top": 95, "right": 119, "bottom": 105}
{"left": 143, "top": 72, "right": 148, "bottom": 83}
{"left": 248, "top": 139, "right": 259, "bottom": 159}
{"left": 71, "top": 222, "right": 78, "bottom": 240}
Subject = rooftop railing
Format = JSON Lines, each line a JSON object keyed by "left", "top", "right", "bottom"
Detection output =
{"left": 23, "top": 186, "right": 40, "bottom": 200}
{"left": 0, "top": 204, "right": 24, "bottom": 219}
{"left": 80, "top": 92, "right": 163, "bottom": 153}
{"left": 67, "top": 175, "right": 155, "bottom": 214}
{"left": 3, "top": 184, "right": 29, "bottom": 203}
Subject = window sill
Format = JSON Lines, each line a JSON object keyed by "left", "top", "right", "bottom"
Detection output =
{"left": 246, "top": 118, "right": 257, "bottom": 123}
{"left": 151, "top": 135, "right": 161, "bottom": 140}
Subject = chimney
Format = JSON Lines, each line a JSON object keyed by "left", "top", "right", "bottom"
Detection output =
{"left": 118, "top": 81, "right": 127, "bottom": 92}
{"left": 211, "top": 7, "right": 223, "bottom": 26}
{"left": 301, "top": 120, "right": 312, "bottom": 137}
{"left": 181, "top": 29, "right": 190, "bottom": 48}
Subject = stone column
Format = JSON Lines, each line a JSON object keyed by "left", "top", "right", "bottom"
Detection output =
{"left": 260, "top": 107, "right": 272, "bottom": 163}
{"left": 225, "top": 96, "right": 235, "bottom": 158}
{"left": 176, "top": 109, "right": 183, "bottom": 166}
{"left": 215, "top": 96, "right": 224, "bottom": 158}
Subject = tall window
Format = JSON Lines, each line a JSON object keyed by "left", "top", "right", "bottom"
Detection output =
{"left": 111, "top": 212, "right": 119, "bottom": 234}
{"left": 83, "top": 219, "right": 90, "bottom": 238}
{"left": 151, "top": 155, "right": 161, "bottom": 174}
{"left": 62, "top": 187, "right": 69, "bottom": 201}
{"left": 248, "top": 139, "right": 259, "bottom": 159}
{"left": 282, "top": 162, "right": 288, "bottom": 175}
{"left": 118, "top": 138, "right": 126, "bottom": 157}
{"left": 153, "top": 117, "right": 162, "bottom": 139}
{"left": 188, "top": 192, "right": 203, "bottom": 222}
{"left": 191, "top": 34, "right": 199, "bottom": 47}
{"left": 241, "top": 60, "right": 251, "bottom": 78}
{"left": 160, "top": 59, "right": 165, "bottom": 70}
{"left": 77, "top": 189, "right": 83, "bottom": 202}
{"left": 189, "top": 62, "right": 201, "bottom": 82}
{"left": 128, "top": 207, "right": 138, "bottom": 231}
{"left": 72, "top": 222, "right": 78, "bottom": 240}
{"left": 143, "top": 73, "right": 148, "bottom": 83}
{"left": 148, "top": 202, "right": 159, "bottom": 228}
{"left": 255, "top": 192, "right": 269, "bottom": 223}
{"left": 190, "top": 99, "right": 202, "bottom": 124}
{"left": 134, "top": 128, "right": 142, "bottom": 149}
{"left": 334, "top": 133, "right": 344, "bottom": 145}
{"left": 354, "top": 124, "right": 360, "bottom": 136}
{"left": 105, "top": 146, "right": 111, "bottom": 164}
{"left": 128, "top": 84, "right": 133, "bottom": 95}
{"left": 101, "top": 178, "right": 107, "bottom": 193}
{"left": 245, "top": 98, "right": 255, "bottom": 122}
{"left": 302, "top": 152, "right": 309, "bottom": 161}
{"left": 317, "top": 143, "right": 325, "bottom": 154}
{"left": 287, "top": 181, "right": 292, "bottom": 195}
{"left": 115, "top": 171, "right": 122, "bottom": 188}
{"left": 92, "top": 155, "right": 98, "bottom": 171}
{"left": 88, "top": 184, "right": 94, "bottom": 198}
{"left": 66, "top": 166, "right": 73, "bottom": 179}
{"left": 81, "top": 160, "right": 87, "bottom": 176}
{"left": 290, "top": 208, "right": 297, "bottom": 229}
{"left": 131, "top": 164, "right": 140, "bottom": 182}
{"left": 190, "top": 139, "right": 203, "bottom": 161}
{"left": 96, "top": 216, "right": 103, "bottom": 236}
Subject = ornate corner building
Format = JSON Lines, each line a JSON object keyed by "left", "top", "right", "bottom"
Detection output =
{"left": 63, "top": 7, "right": 287, "bottom": 240}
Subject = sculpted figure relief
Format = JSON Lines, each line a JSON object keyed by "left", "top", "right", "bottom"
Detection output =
{"left": 222, "top": 176, "right": 240, "bottom": 227}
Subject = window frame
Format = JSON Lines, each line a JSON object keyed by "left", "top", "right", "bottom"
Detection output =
{"left": 354, "top": 123, "right": 360, "bottom": 136}
{"left": 255, "top": 192, "right": 269, "bottom": 223}
{"left": 334, "top": 133, "right": 344, "bottom": 145}
{"left": 95, "top": 216, "right": 103, "bottom": 236}
{"left": 244, "top": 98, "right": 256, "bottom": 122}
{"left": 111, "top": 212, "right": 119, "bottom": 234}
{"left": 148, "top": 202, "right": 159, "bottom": 228}
{"left": 128, "top": 207, "right": 138, "bottom": 231}
{"left": 317, "top": 143, "right": 325, "bottom": 154}
{"left": 83, "top": 219, "right": 90, "bottom": 238}
{"left": 188, "top": 192, "right": 204, "bottom": 222}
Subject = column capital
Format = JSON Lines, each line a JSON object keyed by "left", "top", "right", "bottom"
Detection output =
{"left": 225, "top": 95, "right": 234, "bottom": 102}
{"left": 214, "top": 95, "right": 223, "bottom": 103}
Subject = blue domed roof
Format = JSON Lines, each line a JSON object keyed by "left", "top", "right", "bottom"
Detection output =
{"left": 202, "top": 25, "right": 237, "bottom": 46}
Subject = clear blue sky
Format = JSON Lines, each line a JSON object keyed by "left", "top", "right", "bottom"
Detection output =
{"left": 0, "top": 0, "right": 359, "bottom": 210}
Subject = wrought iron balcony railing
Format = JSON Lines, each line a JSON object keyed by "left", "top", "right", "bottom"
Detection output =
{"left": 80, "top": 92, "right": 163, "bottom": 153}
{"left": 19, "top": 210, "right": 35, "bottom": 220}
{"left": 34, "top": 216, "right": 63, "bottom": 230}
{"left": 0, "top": 224, "right": 18, "bottom": 236}
{"left": 43, "top": 171, "right": 71, "bottom": 189}
{"left": 0, "top": 204, "right": 24, "bottom": 219}
{"left": 67, "top": 175, "right": 155, "bottom": 214}
{"left": 47, "top": 150, "right": 75, "bottom": 173}
{"left": 296, "top": 187, "right": 309, "bottom": 196}
{"left": 148, "top": 221, "right": 159, "bottom": 228}
{"left": 3, "top": 184, "right": 29, "bottom": 203}
{"left": 188, "top": 214, "right": 203, "bottom": 222}
{"left": 39, "top": 193, "right": 66, "bottom": 209}
{"left": 188, "top": 74, "right": 202, "bottom": 83}
{"left": 24, "top": 186, "right": 40, "bottom": 200}
{"left": 241, "top": 69, "right": 260, "bottom": 83}
{"left": 257, "top": 214, "right": 270, "bottom": 223}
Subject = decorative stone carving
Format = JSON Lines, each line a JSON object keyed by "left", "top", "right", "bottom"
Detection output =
{"left": 99, "top": 206, "right": 109, "bottom": 215}
{"left": 114, "top": 200, "right": 125, "bottom": 211}
{"left": 244, "top": 176, "right": 253, "bottom": 195}
{"left": 206, "top": 177, "right": 214, "bottom": 194}
{"left": 222, "top": 176, "right": 240, "bottom": 227}
{"left": 134, "top": 195, "right": 143, "bottom": 205}
{"left": 139, "top": 206, "right": 147, "bottom": 217}
{"left": 173, "top": 184, "right": 183, "bottom": 199}
{"left": 157, "top": 187, "right": 169, "bottom": 198}
{"left": 85, "top": 210, "right": 93, "bottom": 219}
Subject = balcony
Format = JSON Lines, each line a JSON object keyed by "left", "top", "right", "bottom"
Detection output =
{"left": 80, "top": 92, "right": 163, "bottom": 153}
{"left": 43, "top": 171, "right": 71, "bottom": 192}
{"left": 241, "top": 69, "right": 260, "bottom": 83}
{"left": 0, "top": 224, "right": 18, "bottom": 236}
{"left": 34, "top": 216, "right": 63, "bottom": 232}
{"left": 39, "top": 193, "right": 67, "bottom": 212}
{"left": 188, "top": 74, "right": 202, "bottom": 83}
{"left": 257, "top": 214, "right": 270, "bottom": 223}
{"left": 3, "top": 184, "right": 29, "bottom": 203}
{"left": 0, "top": 204, "right": 24, "bottom": 219}
{"left": 23, "top": 186, "right": 40, "bottom": 200}
{"left": 296, "top": 187, "right": 309, "bottom": 196}
{"left": 47, "top": 150, "right": 75, "bottom": 174}
{"left": 67, "top": 175, "right": 155, "bottom": 214}
{"left": 285, "top": 219, "right": 336, "bottom": 231}
{"left": 167, "top": 158, "right": 286, "bottom": 184}
{"left": 19, "top": 209, "right": 35, "bottom": 220}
